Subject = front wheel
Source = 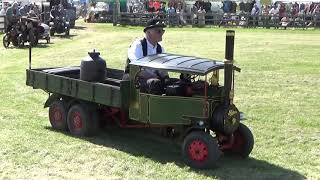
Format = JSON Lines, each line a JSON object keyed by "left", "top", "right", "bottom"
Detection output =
{"left": 219, "top": 123, "right": 254, "bottom": 158}
{"left": 182, "top": 131, "right": 221, "bottom": 169}
{"left": 3, "top": 34, "right": 10, "bottom": 48}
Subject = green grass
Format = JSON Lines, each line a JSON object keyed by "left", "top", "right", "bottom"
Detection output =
{"left": 0, "top": 21, "right": 319, "bottom": 179}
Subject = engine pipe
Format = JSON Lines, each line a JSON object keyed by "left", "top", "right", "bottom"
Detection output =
{"left": 29, "top": 44, "right": 32, "bottom": 69}
{"left": 224, "top": 30, "right": 235, "bottom": 107}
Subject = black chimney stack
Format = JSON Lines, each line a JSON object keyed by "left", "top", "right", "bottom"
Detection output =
{"left": 29, "top": 44, "right": 32, "bottom": 69}
{"left": 224, "top": 30, "right": 235, "bottom": 106}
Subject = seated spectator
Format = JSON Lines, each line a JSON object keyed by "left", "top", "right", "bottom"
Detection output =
{"left": 153, "top": 0, "right": 161, "bottom": 12}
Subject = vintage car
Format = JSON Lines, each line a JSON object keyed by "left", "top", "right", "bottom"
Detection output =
{"left": 49, "top": 16, "right": 70, "bottom": 36}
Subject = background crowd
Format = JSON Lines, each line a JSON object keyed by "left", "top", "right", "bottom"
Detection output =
{"left": 123, "top": 0, "right": 320, "bottom": 27}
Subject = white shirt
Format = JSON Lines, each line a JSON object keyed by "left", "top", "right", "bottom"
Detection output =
{"left": 128, "top": 38, "right": 168, "bottom": 79}
{"left": 269, "top": 7, "right": 279, "bottom": 15}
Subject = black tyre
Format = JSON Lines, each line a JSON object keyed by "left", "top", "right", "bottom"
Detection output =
{"left": 65, "top": 27, "right": 70, "bottom": 36}
{"left": 222, "top": 124, "right": 254, "bottom": 158}
{"left": 46, "top": 37, "right": 50, "bottom": 43}
{"left": 49, "top": 100, "right": 68, "bottom": 131}
{"left": 3, "top": 34, "right": 10, "bottom": 48}
{"left": 50, "top": 29, "right": 55, "bottom": 36}
{"left": 12, "top": 38, "right": 19, "bottom": 47}
{"left": 67, "top": 104, "right": 99, "bottom": 136}
{"left": 182, "top": 131, "right": 221, "bottom": 169}
{"left": 17, "top": 35, "right": 24, "bottom": 47}
{"left": 29, "top": 31, "right": 38, "bottom": 47}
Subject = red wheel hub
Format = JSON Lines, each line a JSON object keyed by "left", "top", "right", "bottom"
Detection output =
{"left": 52, "top": 107, "right": 62, "bottom": 123}
{"left": 231, "top": 131, "right": 245, "bottom": 151}
{"left": 188, "top": 140, "right": 209, "bottom": 162}
{"left": 72, "top": 112, "right": 83, "bottom": 130}
{"left": 219, "top": 131, "right": 245, "bottom": 151}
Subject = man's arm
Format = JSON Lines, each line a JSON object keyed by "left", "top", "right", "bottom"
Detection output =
{"left": 128, "top": 39, "right": 143, "bottom": 61}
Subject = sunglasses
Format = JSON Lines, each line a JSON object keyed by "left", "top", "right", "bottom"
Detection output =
{"left": 155, "top": 29, "right": 165, "bottom": 34}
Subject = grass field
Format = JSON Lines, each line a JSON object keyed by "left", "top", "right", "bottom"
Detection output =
{"left": 0, "top": 21, "right": 319, "bottom": 179}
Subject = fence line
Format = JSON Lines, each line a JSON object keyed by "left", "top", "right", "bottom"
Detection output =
{"left": 115, "top": 12, "right": 320, "bottom": 29}
{"left": 1, "top": 13, "right": 319, "bottom": 32}
{"left": 0, "top": 16, "right": 6, "bottom": 32}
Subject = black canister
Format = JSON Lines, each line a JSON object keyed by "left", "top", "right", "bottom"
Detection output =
{"left": 80, "top": 50, "right": 106, "bottom": 82}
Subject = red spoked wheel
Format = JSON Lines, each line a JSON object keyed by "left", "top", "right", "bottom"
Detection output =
{"left": 182, "top": 131, "right": 221, "bottom": 169}
{"left": 71, "top": 112, "right": 83, "bottom": 131}
{"left": 188, "top": 140, "right": 209, "bottom": 162}
{"left": 67, "top": 104, "right": 99, "bottom": 136}
{"left": 48, "top": 100, "right": 68, "bottom": 131}
{"left": 219, "top": 123, "right": 254, "bottom": 158}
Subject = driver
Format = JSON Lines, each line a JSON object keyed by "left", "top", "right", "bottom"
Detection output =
{"left": 50, "top": 5, "right": 61, "bottom": 20}
{"left": 5, "top": 2, "right": 20, "bottom": 32}
{"left": 125, "top": 18, "right": 168, "bottom": 92}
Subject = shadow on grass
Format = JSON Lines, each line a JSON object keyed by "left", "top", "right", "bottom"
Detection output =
{"left": 72, "top": 26, "right": 87, "bottom": 30}
{"left": 16, "top": 44, "right": 50, "bottom": 49}
{"left": 2, "top": 43, "right": 50, "bottom": 49}
{"left": 52, "top": 34, "right": 77, "bottom": 39}
{"left": 46, "top": 126, "right": 305, "bottom": 180}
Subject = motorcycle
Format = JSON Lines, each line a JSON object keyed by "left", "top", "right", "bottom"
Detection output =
{"left": 3, "top": 23, "right": 22, "bottom": 48}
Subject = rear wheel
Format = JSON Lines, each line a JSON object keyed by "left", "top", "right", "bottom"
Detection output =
{"left": 67, "top": 104, "right": 99, "bottom": 136}
{"left": 49, "top": 100, "right": 68, "bottom": 131}
{"left": 3, "top": 34, "right": 10, "bottom": 48}
{"left": 182, "top": 131, "right": 221, "bottom": 169}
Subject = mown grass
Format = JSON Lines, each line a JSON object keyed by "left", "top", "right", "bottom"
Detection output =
{"left": 0, "top": 21, "right": 319, "bottom": 179}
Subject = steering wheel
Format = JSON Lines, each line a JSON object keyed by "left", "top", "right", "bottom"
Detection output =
{"left": 190, "top": 75, "right": 198, "bottom": 83}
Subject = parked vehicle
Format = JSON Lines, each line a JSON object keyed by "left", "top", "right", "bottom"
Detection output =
{"left": 49, "top": 16, "right": 70, "bottom": 36}
{"left": 36, "top": 23, "right": 50, "bottom": 43}
{"left": 85, "top": 2, "right": 111, "bottom": 23}
{"left": 19, "top": 17, "right": 50, "bottom": 45}
{"left": 26, "top": 31, "right": 254, "bottom": 169}
{"left": 3, "top": 17, "right": 39, "bottom": 48}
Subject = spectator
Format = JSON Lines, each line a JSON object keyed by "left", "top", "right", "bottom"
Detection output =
{"left": 153, "top": 0, "right": 161, "bottom": 12}
{"left": 251, "top": 4, "right": 260, "bottom": 16}
{"left": 159, "top": 2, "right": 166, "bottom": 13}
{"left": 148, "top": 0, "right": 154, "bottom": 12}
{"left": 0, "top": 6, "right": 6, "bottom": 16}
{"left": 167, "top": 5, "right": 176, "bottom": 26}
{"left": 5, "top": 2, "right": 20, "bottom": 32}
{"left": 50, "top": 5, "right": 61, "bottom": 20}
{"left": 279, "top": 3, "right": 286, "bottom": 19}
{"left": 176, "top": 6, "right": 186, "bottom": 26}
{"left": 222, "top": 0, "right": 231, "bottom": 13}
{"left": 197, "top": 7, "right": 206, "bottom": 27}
{"left": 300, "top": 3, "right": 305, "bottom": 14}
{"left": 204, "top": 0, "right": 211, "bottom": 13}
